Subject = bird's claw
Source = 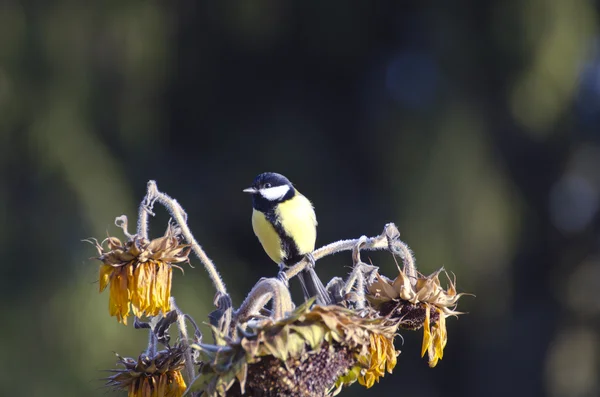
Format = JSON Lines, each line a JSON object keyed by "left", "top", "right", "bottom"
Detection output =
{"left": 305, "top": 252, "right": 316, "bottom": 269}
{"left": 277, "top": 270, "right": 290, "bottom": 287}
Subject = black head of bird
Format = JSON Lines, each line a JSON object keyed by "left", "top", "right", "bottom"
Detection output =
{"left": 243, "top": 172, "right": 296, "bottom": 212}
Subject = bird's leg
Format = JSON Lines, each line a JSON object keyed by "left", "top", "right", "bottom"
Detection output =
{"left": 305, "top": 252, "right": 316, "bottom": 269}
{"left": 299, "top": 253, "right": 332, "bottom": 305}
{"left": 277, "top": 263, "right": 290, "bottom": 288}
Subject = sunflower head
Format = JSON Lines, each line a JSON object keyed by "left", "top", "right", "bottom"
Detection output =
{"left": 366, "top": 267, "right": 470, "bottom": 367}
{"left": 93, "top": 225, "right": 191, "bottom": 324}
{"left": 105, "top": 345, "right": 187, "bottom": 397}
{"left": 191, "top": 300, "right": 399, "bottom": 397}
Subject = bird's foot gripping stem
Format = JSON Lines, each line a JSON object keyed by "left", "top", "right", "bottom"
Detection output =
{"left": 277, "top": 263, "right": 290, "bottom": 288}
{"left": 305, "top": 252, "right": 316, "bottom": 269}
{"left": 298, "top": 253, "right": 332, "bottom": 306}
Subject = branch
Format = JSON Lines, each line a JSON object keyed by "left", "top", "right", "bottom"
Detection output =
{"left": 284, "top": 223, "right": 417, "bottom": 285}
{"left": 170, "top": 298, "right": 196, "bottom": 383}
{"left": 234, "top": 277, "right": 293, "bottom": 322}
{"left": 141, "top": 180, "right": 228, "bottom": 296}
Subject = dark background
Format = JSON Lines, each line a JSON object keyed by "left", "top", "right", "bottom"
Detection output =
{"left": 1, "top": 1, "right": 600, "bottom": 396}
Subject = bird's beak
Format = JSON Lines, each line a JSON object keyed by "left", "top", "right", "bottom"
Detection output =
{"left": 243, "top": 187, "right": 258, "bottom": 194}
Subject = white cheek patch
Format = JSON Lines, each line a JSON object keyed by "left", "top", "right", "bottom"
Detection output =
{"left": 260, "top": 185, "right": 290, "bottom": 201}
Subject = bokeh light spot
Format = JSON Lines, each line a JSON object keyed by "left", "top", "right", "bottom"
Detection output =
{"left": 545, "top": 327, "right": 599, "bottom": 397}
{"left": 385, "top": 51, "right": 438, "bottom": 109}
{"left": 566, "top": 259, "right": 600, "bottom": 317}
{"left": 549, "top": 173, "right": 599, "bottom": 233}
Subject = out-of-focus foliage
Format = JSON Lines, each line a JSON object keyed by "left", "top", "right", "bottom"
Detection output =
{"left": 0, "top": 1, "right": 599, "bottom": 396}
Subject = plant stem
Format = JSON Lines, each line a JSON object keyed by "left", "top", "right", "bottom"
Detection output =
{"left": 235, "top": 277, "right": 293, "bottom": 321}
{"left": 284, "top": 223, "right": 416, "bottom": 283}
{"left": 171, "top": 297, "right": 196, "bottom": 383}
{"left": 144, "top": 181, "right": 228, "bottom": 296}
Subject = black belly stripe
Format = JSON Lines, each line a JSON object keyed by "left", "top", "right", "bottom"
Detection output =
{"left": 264, "top": 210, "right": 303, "bottom": 266}
{"left": 252, "top": 189, "right": 304, "bottom": 266}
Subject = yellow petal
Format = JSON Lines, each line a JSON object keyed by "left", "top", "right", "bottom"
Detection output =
{"left": 168, "top": 371, "right": 186, "bottom": 397}
{"left": 146, "top": 263, "right": 157, "bottom": 315}
{"left": 358, "top": 370, "right": 376, "bottom": 388}
{"left": 156, "top": 374, "right": 166, "bottom": 397}
{"left": 142, "top": 378, "right": 152, "bottom": 397}
{"left": 153, "top": 262, "right": 163, "bottom": 315}
{"left": 131, "top": 264, "right": 144, "bottom": 315}
{"left": 128, "top": 382, "right": 137, "bottom": 397}
{"left": 140, "top": 263, "right": 153, "bottom": 315}
{"left": 427, "top": 312, "right": 448, "bottom": 367}
{"left": 112, "top": 268, "right": 130, "bottom": 324}
{"left": 156, "top": 262, "right": 171, "bottom": 314}
{"left": 421, "top": 304, "right": 432, "bottom": 357}
{"left": 99, "top": 265, "right": 113, "bottom": 292}
{"left": 127, "top": 263, "right": 135, "bottom": 300}
{"left": 385, "top": 339, "right": 397, "bottom": 373}
{"left": 108, "top": 273, "right": 119, "bottom": 316}
{"left": 164, "top": 265, "right": 173, "bottom": 312}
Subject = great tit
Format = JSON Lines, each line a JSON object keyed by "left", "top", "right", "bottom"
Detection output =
{"left": 243, "top": 172, "right": 331, "bottom": 305}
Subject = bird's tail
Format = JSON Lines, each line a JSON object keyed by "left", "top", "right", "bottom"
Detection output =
{"left": 297, "top": 267, "right": 332, "bottom": 305}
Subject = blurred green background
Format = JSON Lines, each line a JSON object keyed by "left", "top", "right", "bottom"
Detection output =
{"left": 1, "top": 1, "right": 600, "bottom": 396}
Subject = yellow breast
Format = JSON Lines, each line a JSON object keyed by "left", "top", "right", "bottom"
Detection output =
{"left": 252, "top": 209, "right": 286, "bottom": 264}
{"left": 276, "top": 193, "right": 317, "bottom": 255}
{"left": 251, "top": 192, "right": 317, "bottom": 264}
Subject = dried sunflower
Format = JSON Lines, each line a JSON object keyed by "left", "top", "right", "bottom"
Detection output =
{"left": 191, "top": 300, "right": 399, "bottom": 397}
{"left": 93, "top": 225, "right": 191, "bottom": 324}
{"left": 106, "top": 345, "right": 186, "bottom": 397}
{"left": 366, "top": 267, "right": 469, "bottom": 367}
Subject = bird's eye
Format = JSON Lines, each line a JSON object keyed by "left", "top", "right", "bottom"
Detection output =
{"left": 264, "top": 183, "right": 272, "bottom": 188}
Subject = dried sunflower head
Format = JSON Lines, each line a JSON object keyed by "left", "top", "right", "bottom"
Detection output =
{"left": 93, "top": 224, "right": 191, "bottom": 324}
{"left": 105, "top": 345, "right": 186, "bottom": 397}
{"left": 366, "top": 267, "right": 470, "bottom": 367}
{"left": 191, "top": 300, "right": 399, "bottom": 397}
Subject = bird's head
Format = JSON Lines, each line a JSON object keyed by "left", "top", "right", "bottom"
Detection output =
{"left": 243, "top": 172, "right": 296, "bottom": 203}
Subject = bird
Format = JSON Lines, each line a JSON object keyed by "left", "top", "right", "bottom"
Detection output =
{"left": 243, "top": 172, "right": 331, "bottom": 305}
